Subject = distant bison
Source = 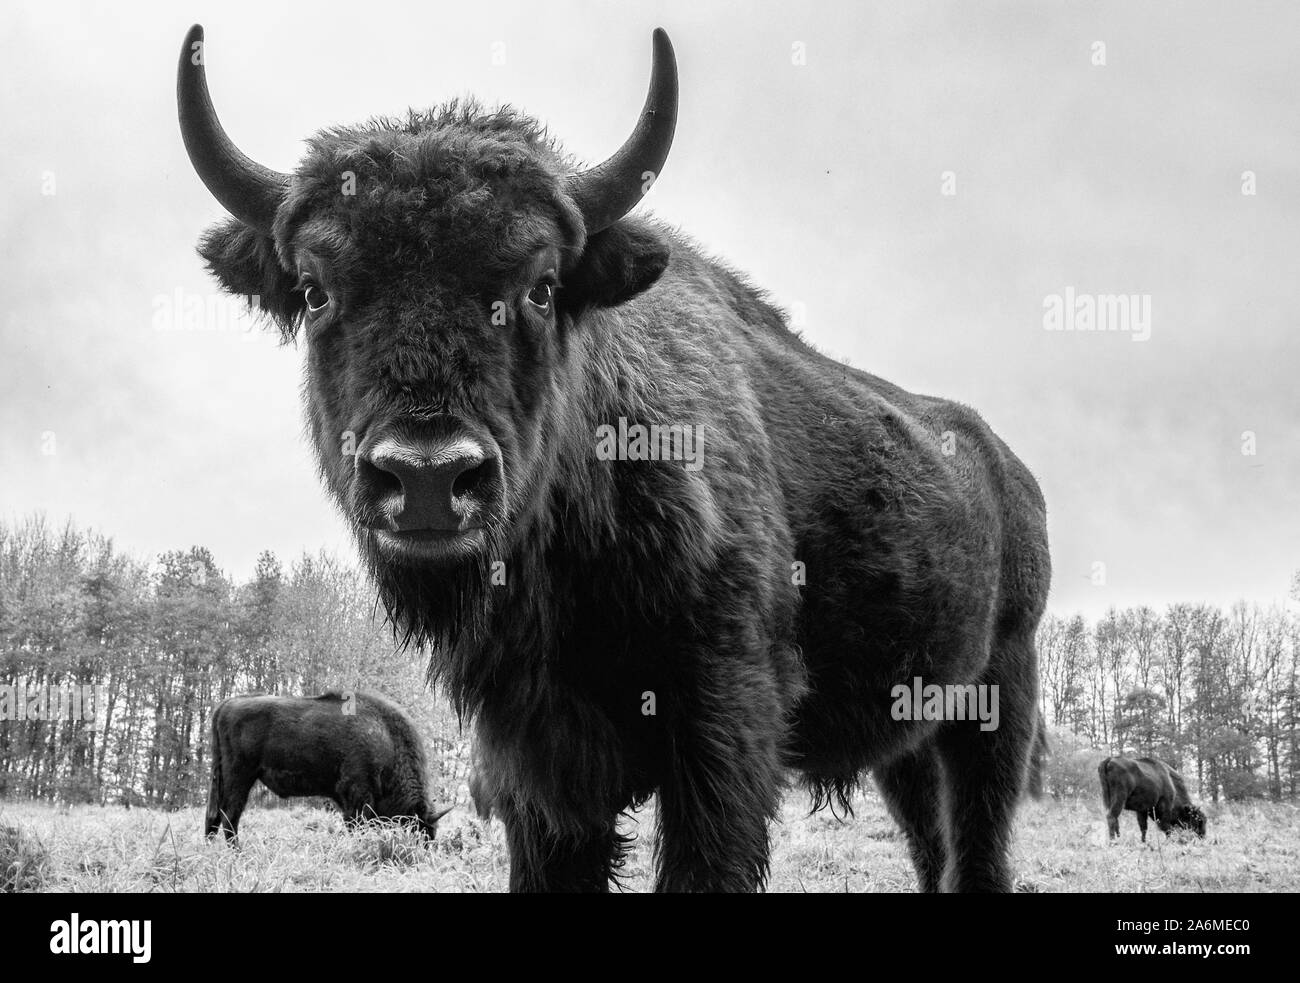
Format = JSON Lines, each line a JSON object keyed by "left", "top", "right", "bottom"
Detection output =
{"left": 205, "top": 691, "right": 450, "bottom": 840}
{"left": 1099, "top": 755, "right": 1207, "bottom": 842}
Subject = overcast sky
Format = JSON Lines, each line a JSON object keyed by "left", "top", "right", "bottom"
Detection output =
{"left": 1, "top": 0, "right": 1297, "bottom": 620}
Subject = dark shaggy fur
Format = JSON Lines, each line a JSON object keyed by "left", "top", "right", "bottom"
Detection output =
{"left": 205, "top": 691, "right": 449, "bottom": 840}
{"left": 1099, "top": 756, "right": 1208, "bottom": 842}
{"left": 193, "top": 91, "right": 1051, "bottom": 891}
{"left": 467, "top": 745, "right": 496, "bottom": 821}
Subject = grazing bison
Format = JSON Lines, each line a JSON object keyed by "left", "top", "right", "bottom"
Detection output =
{"left": 1099, "top": 756, "right": 1207, "bottom": 842}
{"left": 205, "top": 691, "right": 450, "bottom": 841}
{"left": 179, "top": 24, "right": 1050, "bottom": 891}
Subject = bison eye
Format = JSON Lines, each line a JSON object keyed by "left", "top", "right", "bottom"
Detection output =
{"left": 303, "top": 283, "right": 330, "bottom": 313}
{"left": 526, "top": 281, "right": 553, "bottom": 312}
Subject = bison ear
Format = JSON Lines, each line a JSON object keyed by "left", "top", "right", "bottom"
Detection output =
{"left": 197, "top": 219, "right": 304, "bottom": 336}
{"left": 563, "top": 218, "right": 670, "bottom": 311}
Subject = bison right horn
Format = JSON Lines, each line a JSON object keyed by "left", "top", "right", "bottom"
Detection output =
{"left": 566, "top": 29, "right": 679, "bottom": 235}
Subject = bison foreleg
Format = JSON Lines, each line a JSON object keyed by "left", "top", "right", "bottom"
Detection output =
{"left": 653, "top": 662, "right": 784, "bottom": 893}
{"left": 336, "top": 779, "right": 379, "bottom": 831}
{"left": 876, "top": 746, "right": 947, "bottom": 893}
{"left": 500, "top": 800, "right": 626, "bottom": 893}
{"left": 1137, "top": 810, "right": 1149, "bottom": 842}
{"left": 1154, "top": 798, "right": 1175, "bottom": 837}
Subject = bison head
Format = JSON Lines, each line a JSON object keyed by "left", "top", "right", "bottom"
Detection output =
{"left": 1175, "top": 804, "right": 1207, "bottom": 838}
{"left": 177, "top": 25, "right": 676, "bottom": 641}
{"left": 420, "top": 805, "right": 454, "bottom": 841}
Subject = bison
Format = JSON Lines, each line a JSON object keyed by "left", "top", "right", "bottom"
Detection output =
{"left": 205, "top": 691, "right": 450, "bottom": 841}
{"left": 1099, "top": 755, "right": 1207, "bottom": 842}
{"left": 178, "top": 24, "right": 1051, "bottom": 891}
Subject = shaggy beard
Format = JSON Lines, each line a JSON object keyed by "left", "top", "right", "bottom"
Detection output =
{"left": 355, "top": 523, "right": 509, "bottom": 713}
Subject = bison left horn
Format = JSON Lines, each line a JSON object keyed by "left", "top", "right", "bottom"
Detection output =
{"left": 566, "top": 28, "right": 678, "bottom": 235}
{"left": 176, "top": 24, "right": 290, "bottom": 234}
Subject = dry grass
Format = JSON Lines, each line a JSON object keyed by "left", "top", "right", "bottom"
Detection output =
{"left": 1, "top": 790, "right": 1295, "bottom": 893}
{"left": 1, "top": 822, "right": 52, "bottom": 892}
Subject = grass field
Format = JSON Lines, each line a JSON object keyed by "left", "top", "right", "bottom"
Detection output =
{"left": 5, "top": 789, "right": 1297, "bottom": 892}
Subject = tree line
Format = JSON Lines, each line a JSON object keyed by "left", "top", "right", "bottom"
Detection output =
{"left": 1038, "top": 598, "right": 1300, "bottom": 801}
{"left": 1, "top": 514, "right": 1297, "bottom": 807}
{"left": 0, "top": 515, "right": 465, "bottom": 809}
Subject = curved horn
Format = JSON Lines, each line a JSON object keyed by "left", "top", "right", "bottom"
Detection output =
{"left": 567, "top": 29, "right": 678, "bottom": 235}
{"left": 177, "top": 24, "right": 290, "bottom": 233}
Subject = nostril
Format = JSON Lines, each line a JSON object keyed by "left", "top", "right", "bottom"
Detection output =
{"left": 358, "top": 456, "right": 404, "bottom": 497}
{"left": 452, "top": 459, "right": 493, "bottom": 499}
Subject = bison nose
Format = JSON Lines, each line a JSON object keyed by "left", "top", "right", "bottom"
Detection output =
{"left": 358, "top": 436, "right": 498, "bottom": 533}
